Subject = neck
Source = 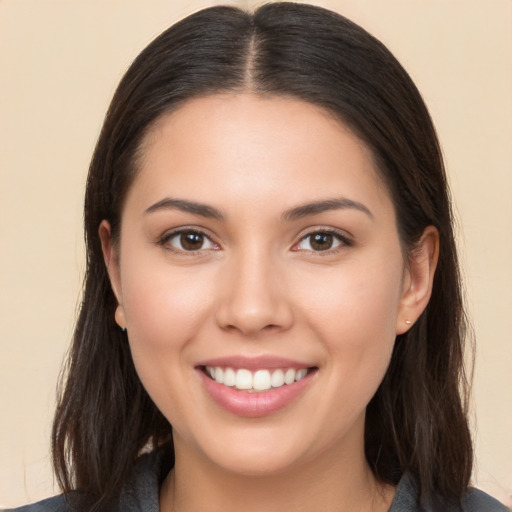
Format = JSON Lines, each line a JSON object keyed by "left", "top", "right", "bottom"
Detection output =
{"left": 159, "top": 433, "right": 394, "bottom": 512}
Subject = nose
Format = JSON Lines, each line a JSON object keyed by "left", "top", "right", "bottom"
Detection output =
{"left": 215, "top": 247, "right": 294, "bottom": 337}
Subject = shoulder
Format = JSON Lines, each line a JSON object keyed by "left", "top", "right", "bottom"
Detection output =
{"left": 2, "top": 448, "right": 170, "bottom": 512}
{"left": 390, "top": 474, "right": 509, "bottom": 512}
{"left": 462, "top": 487, "right": 510, "bottom": 512}
{"left": 1, "top": 494, "right": 70, "bottom": 512}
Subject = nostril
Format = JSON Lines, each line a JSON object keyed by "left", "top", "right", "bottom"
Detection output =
{"left": 214, "top": 291, "right": 294, "bottom": 336}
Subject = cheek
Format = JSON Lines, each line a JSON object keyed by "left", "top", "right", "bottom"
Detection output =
{"left": 120, "top": 244, "right": 214, "bottom": 343}
{"left": 118, "top": 256, "right": 218, "bottom": 431}
{"left": 299, "top": 255, "right": 404, "bottom": 343}
{"left": 117, "top": 247, "right": 217, "bottom": 390}
{"left": 297, "top": 252, "right": 403, "bottom": 396}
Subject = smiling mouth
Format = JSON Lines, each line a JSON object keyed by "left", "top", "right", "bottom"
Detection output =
{"left": 201, "top": 366, "right": 317, "bottom": 392}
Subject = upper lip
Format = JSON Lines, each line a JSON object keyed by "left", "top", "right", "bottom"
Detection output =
{"left": 196, "top": 355, "right": 315, "bottom": 370}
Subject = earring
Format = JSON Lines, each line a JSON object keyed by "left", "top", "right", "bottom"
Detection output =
{"left": 405, "top": 320, "right": 412, "bottom": 325}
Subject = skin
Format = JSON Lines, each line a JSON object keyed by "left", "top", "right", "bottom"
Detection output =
{"left": 100, "top": 93, "right": 438, "bottom": 512}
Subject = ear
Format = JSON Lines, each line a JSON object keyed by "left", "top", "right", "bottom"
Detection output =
{"left": 99, "top": 220, "right": 126, "bottom": 330}
{"left": 396, "top": 226, "right": 439, "bottom": 334}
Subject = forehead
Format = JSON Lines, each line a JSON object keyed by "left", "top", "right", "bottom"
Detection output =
{"left": 127, "top": 93, "right": 392, "bottom": 217}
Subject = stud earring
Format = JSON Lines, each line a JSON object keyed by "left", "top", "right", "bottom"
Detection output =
{"left": 405, "top": 320, "right": 412, "bottom": 325}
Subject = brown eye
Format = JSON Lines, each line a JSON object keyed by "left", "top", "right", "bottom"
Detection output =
{"left": 310, "top": 233, "right": 334, "bottom": 251}
{"left": 165, "top": 230, "right": 217, "bottom": 252}
{"left": 295, "top": 231, "right": 348, "bottom": 252}
{"left": 180, "top": 231, "right": 205, "bottom": 251}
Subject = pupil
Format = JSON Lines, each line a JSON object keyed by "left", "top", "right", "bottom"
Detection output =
{"left": 181, "top": 232, "right": 203, "bottom": 250}
{"left": 311, "top": 233, "right": 333, "bottom": 251}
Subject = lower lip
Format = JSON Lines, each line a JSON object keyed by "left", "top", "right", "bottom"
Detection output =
{"left": 198, "top": 369, "right": 315, "bottom": 418}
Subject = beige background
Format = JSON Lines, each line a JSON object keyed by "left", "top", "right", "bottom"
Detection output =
{"left": 1, "top": 0, "right": 511, "bottom": 508}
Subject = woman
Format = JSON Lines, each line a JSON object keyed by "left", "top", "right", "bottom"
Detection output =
{"left": 6, "top": 3, "right": 508, "bottom": 512}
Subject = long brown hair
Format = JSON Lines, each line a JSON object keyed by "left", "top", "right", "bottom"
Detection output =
{"left": 52, "top": 3, "right": 473, "bottom": 511}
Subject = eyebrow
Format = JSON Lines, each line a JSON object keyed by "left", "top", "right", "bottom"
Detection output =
{"left": 144, "top": 196, "right": 373, "bottom": 222}
{"left": 144, "top": 198, "right": 225, "bottom": 220}
{"left": 282, "top": 197, "right": 373, "bottom": 222}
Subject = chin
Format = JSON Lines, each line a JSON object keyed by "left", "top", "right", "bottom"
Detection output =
{"left": 182, "top": 425, "right": 314, "bottom": 477}
{"left": 209, "top": 449, "right": 304, "bottom": 478}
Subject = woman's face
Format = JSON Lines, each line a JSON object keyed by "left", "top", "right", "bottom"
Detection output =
{"left": 102, "top": 93, "right": 434, "bottom": 476}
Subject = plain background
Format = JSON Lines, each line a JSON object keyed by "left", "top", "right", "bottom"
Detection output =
{"left": 0, "top": 0, "right": 511, "bottom": 508}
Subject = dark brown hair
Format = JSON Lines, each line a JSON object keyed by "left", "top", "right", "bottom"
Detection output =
{"left": 52, "top": 3, "right": 473, "bottom": 511}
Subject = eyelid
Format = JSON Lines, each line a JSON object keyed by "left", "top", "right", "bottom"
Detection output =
{"left": 292, "top": 227, "right": 353, "bottom": 253}
{"left": 155, "top": 225, "right": 352, "bottom": 255}
{"left": 157, "top": 226, "right": 220, "bottom": 253}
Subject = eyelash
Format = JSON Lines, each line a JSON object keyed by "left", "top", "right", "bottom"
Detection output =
{"left": 157, "top": 227, "right": 352, "bottom": 255}
{"left": 157, "top": 228, "right": 219, "bottom": 255}
{"left": 293, "top": 229, "right": 352, "bottom": 255}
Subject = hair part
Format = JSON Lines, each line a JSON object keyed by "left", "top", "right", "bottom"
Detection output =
{"left": 52, "top": 4, "right": 473, "bottom": 511}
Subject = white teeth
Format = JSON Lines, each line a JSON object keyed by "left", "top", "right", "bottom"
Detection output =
{"left": 295, "top": 369, "right": 307, "bottom": 381}
{"left": 223, "top": 367, "right": 236, "bottom": 387}
{"left": 284, "top": 368, "right": 296, "bottom": 385}
{"left": 235, "top": 369, "right": 253, "bottom": 390}
{"left": 214, "top": 367, "right": 224, "bottom": 384}
{"left": 205, "top": 366, "right": 310, "bottom": 391}
{"left": 271, "top": 369, "right": 285, "bottom": 387}
{"left": 253, "top": 370, "right": 271, "bottom": 391}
